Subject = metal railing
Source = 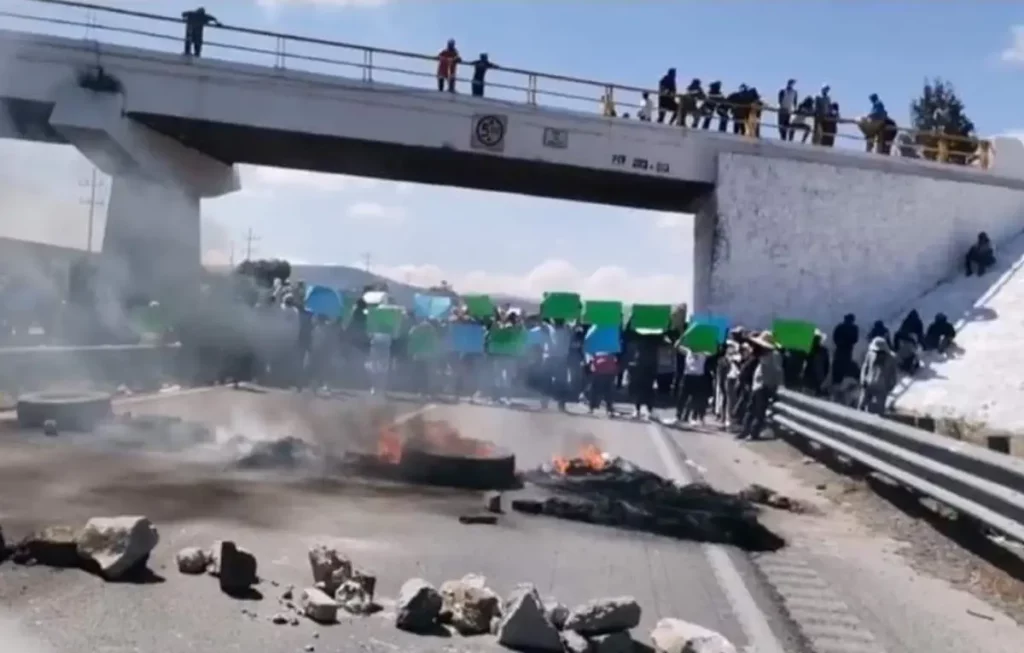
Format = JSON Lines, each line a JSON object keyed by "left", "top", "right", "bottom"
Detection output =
{"left": 0, "top": 0, "right": 993, "bottom": 169}
{"left": 771, "top": 389, "right": 1024, "bottom": 542}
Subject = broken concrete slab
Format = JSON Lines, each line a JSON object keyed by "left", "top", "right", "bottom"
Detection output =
{"left": 484, "top": 491, "right": 503, "bottom": 513}
{"left": 496, "top": 583, "right": 562, "bottom": 652}
{"left": 395, "top": 578, "right": 442, "bottom": 633}
{"left": 564, "top": 596, "right": 641, "bottom": 636}
{"left": 74, "top": 516, "right": 159, "bottom": 580}
{"left": 561, "top": 630, "right": 590, "bottom": 653}
{"left": 308, "top": 542, "right": 352, "bottom": 595}
{"left": 335, "top": 579, "right": 373, "bottom": 615}
{"left": 301, "top": 587, "right": 339, "bottom": 624}
{"left": 543, "top": 599, "right": 569, "bottom": 630}
{"left": 591, "top": 631, "right": 634, "bottom": 653}
{"left": 217, "top": 541, "right": 258, "bottom": 595}
{"left": 12, "top": 526, "right": 82, "bottom": 568}
{"left": 650, "top": 618, "right": 738, "bottom": 653}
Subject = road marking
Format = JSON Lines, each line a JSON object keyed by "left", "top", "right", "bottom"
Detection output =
{"left": 647, "top": 423, "right": 787, "bottom": 653}
{"left": 391, "top": 403, "right": 437, "bottom": 425}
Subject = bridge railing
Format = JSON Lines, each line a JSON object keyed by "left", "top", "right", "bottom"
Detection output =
{"left": 2, "top": 0, "right": 993, "bottom": 169}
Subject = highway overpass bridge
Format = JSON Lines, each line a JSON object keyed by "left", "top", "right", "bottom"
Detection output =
{"left": 4, "top": 0, "right": 1024, "bottom": 327}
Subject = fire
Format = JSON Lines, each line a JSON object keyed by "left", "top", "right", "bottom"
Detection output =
{"left": 376, "top": 419, "right": 493, "bottom": 464}
{"left": 553, "top": 443, "right": 608, "bottom": 475}
{"left": 377, "top": 425, "right": 403, "bottom": 464}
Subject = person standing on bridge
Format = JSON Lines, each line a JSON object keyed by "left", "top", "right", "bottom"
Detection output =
{"left": 437, "top": 39, "right": 461, "bottom": 93}
{"left": 469, "top": 53, "right": 499, "bottom": 98}
{"left": 181, "top": 7, "right": 221, "bottom": 58}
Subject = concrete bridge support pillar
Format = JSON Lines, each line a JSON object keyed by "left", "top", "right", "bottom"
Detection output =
{"left": 47, "top": 80, "right": 240, "bottom": 305}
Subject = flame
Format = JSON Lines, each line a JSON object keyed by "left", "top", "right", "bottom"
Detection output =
{"left": 377, "top": 426, "right": 403, "bottom": 464}
{"left": 553, "top": 443, "right": 607, "bottom": 475}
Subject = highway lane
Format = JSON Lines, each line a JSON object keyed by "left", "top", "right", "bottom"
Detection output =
{"left": 0, "top": 387, "right": 801, "bottom": 653}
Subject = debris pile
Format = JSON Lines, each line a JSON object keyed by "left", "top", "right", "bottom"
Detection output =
{"left": 518, "top": 447, "right": 786, "bottom": 551}
{"left": 738, "top": 483, "right": 812, "bottom": 514}
{"left": 9, "top": 515, "right": 160, "bottom": 581}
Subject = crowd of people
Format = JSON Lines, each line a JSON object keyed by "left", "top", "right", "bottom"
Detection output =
{"left": 181, "top": 272, "right": 964, "bottom": 442}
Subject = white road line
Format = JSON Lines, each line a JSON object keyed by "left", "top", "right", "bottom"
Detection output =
{"left": 391, "top": 403, "right": 437, "bottom": 425}
{"left": 647, "top": 423, "right": 787, "bottom": 653}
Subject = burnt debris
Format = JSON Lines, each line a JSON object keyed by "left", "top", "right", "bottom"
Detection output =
{"left": 518, "top": 455, "right": 786, "bottom": 552}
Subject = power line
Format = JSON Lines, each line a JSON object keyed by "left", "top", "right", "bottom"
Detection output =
{"left": 243, "top": 227, "right": 261, "bottom": 262}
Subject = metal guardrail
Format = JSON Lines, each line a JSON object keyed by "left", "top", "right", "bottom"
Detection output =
{"left": 0, "top": 342, "right": 182, "bottom": 398}
{"left": 0, "top": 0, "right": 993, "bottom": 169}
{"left": 770, "top": 389, "right": 1024, "bottom": 543}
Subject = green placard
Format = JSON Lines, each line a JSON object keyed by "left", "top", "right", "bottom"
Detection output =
{"left": 407, "top": 323, "right": 439, "bottom": 358}
{"left": 488, "top": 326, "right": 526, "bottom": 356}
{"left": 630, "top": 303, "right": 672, "bottom": 333}
{"left": 772, "top": 318, "right": 816, "bottom": 353}
{"left": 583, "top": 300, "right": 623, "bottom": 327}
{"left": 681, "top": 323, "right": 719, "bottom": 354}
{"left": 463, "top": 294, "right": 495, "bottom": 320}
{"left": 541, "top": 292, "right": 582, "bottom": 321}
{"left": 367, "top": 305, "right": 403, "bottom": 336}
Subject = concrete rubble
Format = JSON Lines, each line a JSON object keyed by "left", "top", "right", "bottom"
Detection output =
{"left": 301, "top": 587, "right": 339, "bottom": 624}
{"left": 395, "top": 577, "right": 443, "bottom": 633}
{"left": 650, "top": 618, "right": 738, "bottom": 653}
{"left": 561, "top": 630, "right": 590, "bottom": 653}
{"left": 438, "top": 573, "right": 502, "bottom": 635}
{"left": 217, "top": 541, "right": 258, "bottom": 594}
{"left": 543, "top": 599, "right": 569, "bottom": 630}
{"left": 484, "top": 491, "right": 503, "bottom": 513}
{"left": 495, "top": 583, "right": 563, "bottom": 652}
{"left": 75, "top": 516, "right": 159, "bottom": 580}
{"left": 308, "top": 542, "right": 352, "bottom": 595}
{"left": 176, "top": 546, "right": 210, "bottom": 575}
{"left": 11, "top": 525, "right": 84, "bottom": 568}
{"left": 591, "top": 630, "right": 635, "bottom": 653}
{"left": 563, "top": 596, "right": 642, "bottom": 635}
{"left": 739, "top": 483, "right": 810, "bottom": 514}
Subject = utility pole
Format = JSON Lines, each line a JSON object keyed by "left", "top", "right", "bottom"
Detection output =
{"left": 361, "top": 251, "right": 372, "bottom": 273}
{"left": 229, "top": 241, "right": 236, "bottom": 268}
{"left": 78, "top": 166, "right": 105, "bottom": 254}
{"left": 243, "top": 228, "right": 260, "bottom": 262}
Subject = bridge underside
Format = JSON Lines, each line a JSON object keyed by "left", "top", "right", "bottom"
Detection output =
{"left": 129, "top": 112, "right": 714, "bottom": 213}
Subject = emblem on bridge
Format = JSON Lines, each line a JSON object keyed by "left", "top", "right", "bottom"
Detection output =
{"left": 471, "top": 114, "right": 508, "bottom": 152}
{"left": 542, "top": 127, "right": 569, "bottom": 149}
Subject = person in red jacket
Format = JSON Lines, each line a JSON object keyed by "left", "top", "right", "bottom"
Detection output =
{"left": 437, "top": 39, "right": 461, "bottom": 93}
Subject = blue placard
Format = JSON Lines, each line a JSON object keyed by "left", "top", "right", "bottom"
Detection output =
{"left": 688, "top": 313, "right": 729, "bottom": 343}
{"left": 413, "top": 293, "right": 453, "bottom": 320}
{"left": 305, "top": 284, "right": 342, "bottom": 318}
{"left": 449, "top": 322, "right": 486, "bottom": 354}
{"left": 528, "top": 326, "right": 549, "bottom": 348}
{"left": 584, "top": 325, "right": 622, "bottom": 355}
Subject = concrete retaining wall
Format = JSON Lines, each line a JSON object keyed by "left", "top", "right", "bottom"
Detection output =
{"left": 701, "top": 152, "right": 1024, "bottom": 329}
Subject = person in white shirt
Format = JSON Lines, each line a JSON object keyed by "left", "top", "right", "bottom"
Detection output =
{"left": 638, "top": 92, "right": 653, "bottom": 122}
{"left": 674, "top": 346, "right": 709, "bottom": 424}
{"left": 777, "top": 79, "right": 798, "bottom": 141}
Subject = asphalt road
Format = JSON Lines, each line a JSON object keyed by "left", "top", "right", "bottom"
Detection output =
{"left": 0, "top": 387, "right": 801, "bottom": 653}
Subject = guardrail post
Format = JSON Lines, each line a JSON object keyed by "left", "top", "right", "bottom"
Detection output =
{"left": 362, "top": 50, "right": 374, "bottom": 83}
{"left": 527, "top": 74, "right": 538, "bottom": 106}
{"left": 274, "top": 36, "right": 286, "bottom": 69}
{"left": 981, "top": 141, "right": 992, "bottom": 170}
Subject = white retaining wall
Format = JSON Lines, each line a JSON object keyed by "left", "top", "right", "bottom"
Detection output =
{"left": 702, "top": 152, "right": 1024, "bottom": 329}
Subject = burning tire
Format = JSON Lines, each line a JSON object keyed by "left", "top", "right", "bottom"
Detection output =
{"left": 399, "top": 442, "right": 517, "bottom": 490}
{"left": 16, "top": 391, "right": 113, "bottom": 432}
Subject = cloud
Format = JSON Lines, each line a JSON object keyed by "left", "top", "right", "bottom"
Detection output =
{"left": 1001, "top": 26, "right": 1024, "bottom": 65}
{"left": 373, "top": 258, "right": 691, "bottom": 304}
{"left": 256, "top": 0, "right": 388, "bottom": 9}
{"left": 347, "top": 201, "right": 406, "bottom": 223}
{"left": 241, "top": 166, "right": 378, "bottom": 193}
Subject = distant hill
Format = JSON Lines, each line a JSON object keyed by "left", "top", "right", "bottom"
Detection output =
{"left": 289, "top": 264, "right": 541, "bottom": 313}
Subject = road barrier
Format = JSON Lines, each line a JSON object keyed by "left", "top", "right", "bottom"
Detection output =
{"left": 0, "top": 343, "right": 182, "bottom": 399}
{"left": 770, "top": 389, "right": 1024, "bottom": 543}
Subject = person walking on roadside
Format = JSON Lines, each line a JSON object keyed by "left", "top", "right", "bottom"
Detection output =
{"left": 859, "top": 336, "right": 898, "bottom": 415}
{"left": 182, "top": 7, "right": 220, "bottom": 58}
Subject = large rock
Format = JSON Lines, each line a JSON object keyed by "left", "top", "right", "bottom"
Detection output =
{"left": 650, "top": 618, "right": 738, "bottom": 653}
{"left": 218, "top": 541, "right": 258, "bottom": 594}
{"left": 301, "top": 587, "right": 339, "bottom": 624}
{"left": 561, "top": 630, "right": 590, "bottom": 653}
{"left": 176, "top": 547, "right": 209, "bottom": 575}
{"left": 308, "top": 543, "right": 352, "bottom": 595}
{"left": 564, "top": 596, "right": 641, "bottom": 635}
{"left": 395, "top": 578, "right": 442, "bottom": 633}
{"left": 496, "top": 583, "right": 563, "bottom": 652}
{"left": 439, "top": 573, "right": 502, "bottom": 635}
{"left": 335, "top": 579, "right": 373, "bottom": 615}
{"left": 75, "top": 516, "right": 159, "bottom": 580}
{"left": 12, "top": 526, "right": 81, "bottom": 567}
{"left": 543, "top": 599, "right": 569, "bottom": 630}
{"left": 592, "top": 631, "right": 634, "bottom": 653}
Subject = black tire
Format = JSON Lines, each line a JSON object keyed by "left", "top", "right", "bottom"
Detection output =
{"left": 16, "top": 391, "right": 113, "bottom": 432}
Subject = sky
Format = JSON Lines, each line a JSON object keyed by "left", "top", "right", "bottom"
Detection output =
{"left": 2, "top": 0, "right": 1024, "bottom": 304}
